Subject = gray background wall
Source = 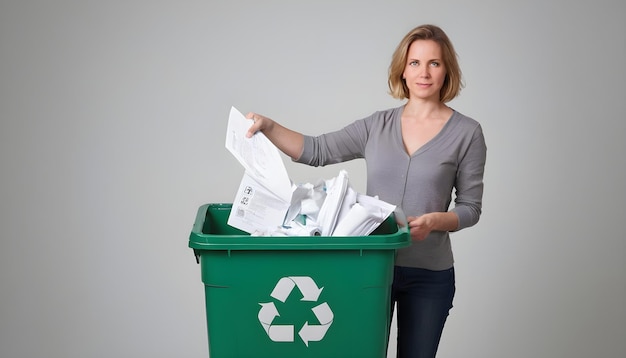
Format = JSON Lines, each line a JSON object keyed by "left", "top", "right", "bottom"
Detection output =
{"left": 1, "top": 0, "right": 624, "bottom": 357}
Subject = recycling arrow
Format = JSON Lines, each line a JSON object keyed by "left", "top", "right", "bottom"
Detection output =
{"left": 258, "top": 276, "right": 333, "bottom": 346}
{"left": 270, "top": 276, "right": 324, "bottom": 302}
{"left": 299, "top": 302, "right": 334, "bottom": 346}
{"left": 258, "top": 302, "right": 294, "bottom": 342}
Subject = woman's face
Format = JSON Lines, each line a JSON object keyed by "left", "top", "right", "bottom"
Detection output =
{"left": 402, "top": 39, "right": 447, "bottom": 102}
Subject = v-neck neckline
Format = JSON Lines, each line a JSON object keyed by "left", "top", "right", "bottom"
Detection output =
{"left": 395, "top": 107, "right": 456, "bottom": 157}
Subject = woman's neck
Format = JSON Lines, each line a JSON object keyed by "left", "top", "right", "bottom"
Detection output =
{"left": 403, "top": 99, "right": 450, "bottom": 120}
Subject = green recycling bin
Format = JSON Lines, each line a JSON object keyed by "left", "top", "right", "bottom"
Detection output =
{"left": 189, "top": 203, "right": 410, "bottom": 358}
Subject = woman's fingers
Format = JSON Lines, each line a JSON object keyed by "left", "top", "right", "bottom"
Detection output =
{"left": 245, "top": 112, "right": 262, "bottom": 138}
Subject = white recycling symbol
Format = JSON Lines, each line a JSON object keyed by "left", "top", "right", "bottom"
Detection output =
{"left": 258, "top": 276, "right": 334, "bottom": 346}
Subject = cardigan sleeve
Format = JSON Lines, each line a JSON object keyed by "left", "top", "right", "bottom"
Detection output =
{"left": 451, "top": 123, "right": 487, "bottom": 230}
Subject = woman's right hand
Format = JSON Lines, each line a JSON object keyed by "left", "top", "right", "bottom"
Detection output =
{"left": 242, "top": 112, "right": 305, "bottom": 160}
{"left": 245, "top": 112, "right": 274, "bottom": 138}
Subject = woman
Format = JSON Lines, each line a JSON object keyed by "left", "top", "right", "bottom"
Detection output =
{"left": 246, "top": 24, "right": 486, "bottom": 358}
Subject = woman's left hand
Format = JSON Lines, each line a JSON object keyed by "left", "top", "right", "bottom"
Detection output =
{"left": 406, "top": 214, "right": 433, "bottom": 241}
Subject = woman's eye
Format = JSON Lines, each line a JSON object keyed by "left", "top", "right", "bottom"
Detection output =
{"left": 409, "top": 60, "right": 418, "bottom": 66}
{"left": 430, "top": 61, "right": 440, "bottom": 67}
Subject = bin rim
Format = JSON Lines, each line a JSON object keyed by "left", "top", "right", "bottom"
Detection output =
{"left": 189, "top": 203, "right": 411, "bottom": 251}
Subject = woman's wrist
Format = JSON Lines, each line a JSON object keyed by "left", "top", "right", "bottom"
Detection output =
{"left": 427, "top": 212, "right": 459, "bottom": 232}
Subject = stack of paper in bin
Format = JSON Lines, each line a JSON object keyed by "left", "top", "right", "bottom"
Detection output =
{"left": 224, "top": 106, "right": 396, "bottom": 237}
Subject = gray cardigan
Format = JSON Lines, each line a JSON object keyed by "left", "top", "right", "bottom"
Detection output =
{"left": 296, "top": 105, "right": 487, "bottom": 270}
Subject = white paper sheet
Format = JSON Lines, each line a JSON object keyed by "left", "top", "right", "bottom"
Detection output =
{"left": 225, "top": 106, "right": 293, "bottom": 233}
{"left": 229, "top": 171, "right": 291, "bottom": 234}
{"left": 316, "top": 170, "right": 350, "bottom": 236}
{"left": 225, "top": 106, "right": 291, "bottom": 202}
{"left": 331, "top": 193, "right": 397, "bottom": 237}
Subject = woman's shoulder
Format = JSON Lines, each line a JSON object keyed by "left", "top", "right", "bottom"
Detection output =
{"left": 361, "top": 105, "right": 403, "bottom": 123}
{"left": 351, "top": 106, "right": 403, "bottom": 134}
{"left": 450, "top": 109, "right": 482, "bottom": 130}
{"left": 448, "top": 109, "right": 485, "bottom": 143}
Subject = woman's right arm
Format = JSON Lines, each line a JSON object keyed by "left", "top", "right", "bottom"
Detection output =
{"left": 246, "top": 112, "right": 304, "bottom": 161}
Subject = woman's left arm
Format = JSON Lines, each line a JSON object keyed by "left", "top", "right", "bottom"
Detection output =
{"left": 409, "top": 124, "right": 487, "bottom": 241}
{"left": 450, "top": 123, "right": 487, "bottom": 230}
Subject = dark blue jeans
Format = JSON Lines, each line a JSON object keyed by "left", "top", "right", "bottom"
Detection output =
{"left": 390, "top": 266, "right": 456, "bottom": 358}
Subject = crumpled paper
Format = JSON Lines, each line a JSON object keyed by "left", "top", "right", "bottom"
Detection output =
{"left": 252, "top": 170, "right": 396, "bottom": 237}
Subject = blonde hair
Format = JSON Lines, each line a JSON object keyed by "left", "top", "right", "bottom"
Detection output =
{"left": 388, "top": 24, "right": 464, "bottom": 103}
